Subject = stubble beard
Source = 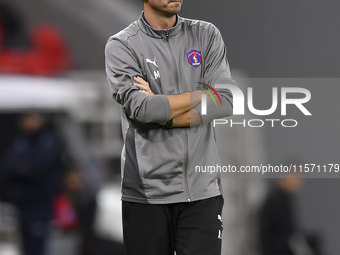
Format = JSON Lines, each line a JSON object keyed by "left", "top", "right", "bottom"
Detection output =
{"left": 154, "top": 1, "right": 182, "bottom": 18}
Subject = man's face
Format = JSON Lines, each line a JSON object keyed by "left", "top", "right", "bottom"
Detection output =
{"left": 19, "top": 113, "right": 44, "bottom": 134}
{"left": 280, "top": 176, "right": 303, "bottom": 194}
{"left": 145, "top": 0, "right": 183, "bottom": 17}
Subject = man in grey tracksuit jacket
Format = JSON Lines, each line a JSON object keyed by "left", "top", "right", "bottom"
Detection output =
{"left": 105, "top": 2, "right": 235, "bottom": 254}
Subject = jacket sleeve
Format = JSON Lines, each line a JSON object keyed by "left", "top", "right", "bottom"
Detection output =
{"left": 195, "top": 25, "right": 236, "bottom": 125}
{"left": 105, "top": 38, "right": 170, "bottom": 124}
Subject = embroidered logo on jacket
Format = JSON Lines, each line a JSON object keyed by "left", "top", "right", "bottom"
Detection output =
{"left": 186, "top": 50, "right": 202, "bottom": 68}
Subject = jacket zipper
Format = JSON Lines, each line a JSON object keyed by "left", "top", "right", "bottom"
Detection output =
{"left": 165, "top": 30, "right": 191, "bottom": 202}
{"left": 183, "top": 129, "right": 191, "bottom": 202}
{"left": 165, "top": 31, "right": 180, "bottom": 93}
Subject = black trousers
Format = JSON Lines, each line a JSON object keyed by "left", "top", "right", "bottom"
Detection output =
{"left": 122, "top": 195, "right": 224, "bottom": 255}
{"left": 19, "top": 206, "right": 51, "bottom": 255}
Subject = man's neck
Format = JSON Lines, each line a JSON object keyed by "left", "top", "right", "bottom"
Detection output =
{"left": 143, "top": 7, "right": 177, "bottom": 30}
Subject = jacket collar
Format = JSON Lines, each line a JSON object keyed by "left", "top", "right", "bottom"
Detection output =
{"left": 137, "top": 11, "right": 183, "bottom": 39}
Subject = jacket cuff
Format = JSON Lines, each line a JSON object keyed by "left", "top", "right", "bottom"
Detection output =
{"left": 148, "top": 95, "right": 171, "bottom": 123}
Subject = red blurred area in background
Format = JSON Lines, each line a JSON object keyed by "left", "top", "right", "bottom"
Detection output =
{"left": 53, "top": 193, "right": 78, "bottom": 231}
{"left": 0, "top": 24, "right": 72, "bottom": 76}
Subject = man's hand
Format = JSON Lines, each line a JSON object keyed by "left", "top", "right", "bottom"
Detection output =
{"left": 134, "top": 76, "right": 154, "bottom": 96}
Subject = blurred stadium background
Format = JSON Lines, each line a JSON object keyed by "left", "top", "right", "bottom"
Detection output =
{"left": 0, "top": 0, "right": 339, "bottom": 255}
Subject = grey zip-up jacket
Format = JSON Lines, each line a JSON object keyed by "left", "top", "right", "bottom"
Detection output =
{"left": 105, "top": 12, "right": 235, "bottom": 204}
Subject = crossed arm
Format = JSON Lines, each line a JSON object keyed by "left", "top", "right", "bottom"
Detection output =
{"left": 133, "top": 76, "right": 204, "bottom": 127}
